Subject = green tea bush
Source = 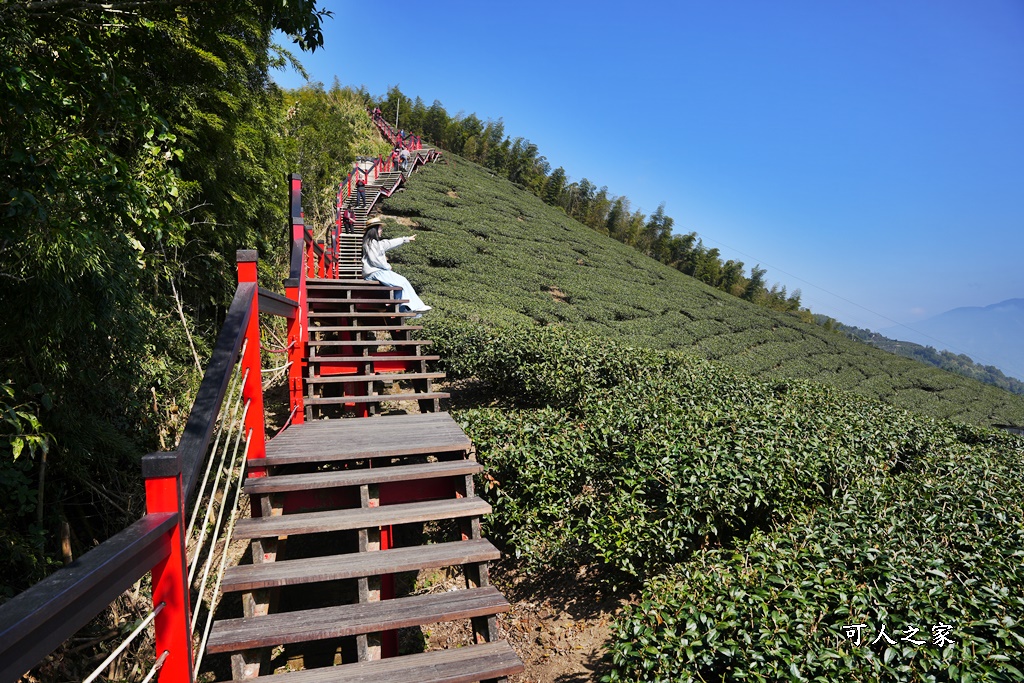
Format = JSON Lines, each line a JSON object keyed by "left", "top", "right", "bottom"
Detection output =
{"left": 432, "top": 320, "right": 961, "bottom": 578}
{"left": 427, "top": 319, "right": 1024, "bottom": 678}
{"left": 606, "top": 429, "right": 1024, "bottom": 681}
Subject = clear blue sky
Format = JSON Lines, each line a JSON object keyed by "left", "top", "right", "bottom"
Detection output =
{"left": 273, "top": 0, "right": 1024, "bottom": 338}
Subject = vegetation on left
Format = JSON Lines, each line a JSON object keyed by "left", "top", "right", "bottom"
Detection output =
{"left": 0, "top": 0, "right": 345, "bottom": 600}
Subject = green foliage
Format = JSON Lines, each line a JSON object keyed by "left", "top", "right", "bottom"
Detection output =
{"left": 280, "top": 83, "right": 357, "bottom": 233}
{"left": 606, "top": 430, "right": 1024, "bottom": 681}
{"left": 0, "top": 382, "right": 55, "bottom": 598}
{"left": 0, "top": 0, "right": 325, "bottom": 595}
{"left": 426, "top": 319, "right": 1024, "bottom": 680}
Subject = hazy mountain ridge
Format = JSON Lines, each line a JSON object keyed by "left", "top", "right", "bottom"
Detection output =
{"left": 882, "top": 298, "right": 1024, "bottom": 381}
{"left": 828, "top": 318, "right": 1024, "bottom": 396}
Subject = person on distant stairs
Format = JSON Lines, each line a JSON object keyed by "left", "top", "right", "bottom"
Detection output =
{"left": 341, "top": 207, "right": 356, "bottom": 234}
{"left": 356, "top": 176, "right": 366, "bottom": 207}
{"left": 361, "top": 217, "right": 431, "bottom": 315}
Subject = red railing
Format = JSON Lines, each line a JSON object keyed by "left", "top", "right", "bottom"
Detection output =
{"left": 0, "top": 180, "right": 307, "bottom": 683}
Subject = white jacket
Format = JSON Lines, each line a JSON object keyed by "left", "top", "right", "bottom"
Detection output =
{"left": 362, "top": 236, "right": 412, "bottom": 277}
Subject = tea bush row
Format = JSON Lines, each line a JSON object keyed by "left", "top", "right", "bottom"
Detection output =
{"left": 429, "top": 320, "right": 986, "bottom": 576}
{"left": 427, "top": 318, "right": 1024, "bottom": 679}
{"left": 606, "top": 437, "right": 1024, "bottom": 681}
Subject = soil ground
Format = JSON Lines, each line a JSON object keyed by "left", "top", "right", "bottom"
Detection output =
{"left": 419, "top": 560, "right": 628, "bottom": 683}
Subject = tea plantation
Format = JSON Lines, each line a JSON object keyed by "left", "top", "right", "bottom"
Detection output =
{"left": 381, "top": 155, "right": 1024, "bottom": 680}
{"left": 383, "top": 156, "right": 1024, "bottom": 428}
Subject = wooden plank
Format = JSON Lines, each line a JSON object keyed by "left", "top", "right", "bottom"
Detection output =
{"left": 306, "top": 355, "right": 439, "bottom": 364}
{"left": 306, "top": 372, "right": 446, "bottom": 384}
{"left": 224, "top": 641, "right": 523, "bottom": 683}
{"left": 309, "top": 325, "right": 424, "bottom": 333}
{"left": 258, "top": 288, "right": 298, "bottom": 319}
{"left": 220, "top": 539, "right": 499, "bottom": 592}
{"left": 307, "top": 339, "right": 432, "bottom": 347}
{"left": 307, "top": 298, "right": 406, "bottom": 304}
{"left": 306, "top": 311, "right": 417, "bottom": 318}
{"left": 245, "top": 460, "right": 481, "bottom": 494}
{"left": 206, "top": 586, "right": 509, "bottom": 653}
{"left": 303, "top": 392, "right": 449, "bottom": 406}
{"left": 306, "top": 283, "right": 401, "bottom": 291}
{"left": 264, "top": 412, "right": 470, "bottom": 463}
{"left": 0, "top": 513, "right": 176, "bottom": 682}
{"left": 232, "top": 497, "right": 489, "bottom": 539}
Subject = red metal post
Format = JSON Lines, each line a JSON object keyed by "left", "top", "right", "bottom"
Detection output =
{"left": 236, "top": 251, "right": 267, "bottom": 475}
{"left": 146, "top": 471, "right": 193, "bottom": 683}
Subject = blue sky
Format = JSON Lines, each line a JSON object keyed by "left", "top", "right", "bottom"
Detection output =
{"left": 274, "top": 0, "right": 1024, "bottom": 343}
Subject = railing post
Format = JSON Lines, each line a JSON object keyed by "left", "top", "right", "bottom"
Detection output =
{"left": 286, "top": 174, "right": 306, "bottom": 425}
{"left": 144, "top": 457, "right": 193, "bottom": 683}
{"left": 236, "top": 251, "right": 266, "bottom": 469}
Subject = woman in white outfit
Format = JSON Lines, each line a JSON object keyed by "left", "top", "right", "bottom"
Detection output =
{"left": 361, "top": 218, "right": 431, "bottom": 314}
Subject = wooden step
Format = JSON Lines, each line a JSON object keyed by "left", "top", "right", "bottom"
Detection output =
{"left": 308, "top": 339, "right": 432, "bottom": 348}
{"left": 233, "top": 497, "right": 488, "bottom": 539}
{"left": 303, "top": 392, "right": 449, "bottom": 406}
{"left": 307, "top": 298, "right": 407, "bottom": 305}
{"left": 207, "top": 586, "right": 510, "bottom": 654}
{"left": 244, "top": 460, "right": 481, "bottom": 495}
{"left": 307, "top": 311, "right": 418, "bottom": 319}
{"left": 306, "top": 372, "right": 446, "bottom": 385}
{"left": 309, "top": 325, "right": 424, "bottom": 333}
{"left": 221, "top": 538, "right": 499, "bottom": 592}
{"left": 306, "top": 355, "right": 440, "bottom": 364}
{"left": 259, "top": 413, "right": 471, "bottom": 465}
{"left": 307, "top": 282, "right": 401, "bottom": 291}
{"left": 307, "top": 278, "right": 375, "bottom": 285}
{"left": 213, "top": 641, "right": 523, "bottom": 683}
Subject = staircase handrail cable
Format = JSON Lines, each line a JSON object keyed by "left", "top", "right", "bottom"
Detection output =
{"left": 81, "top": 602, "right": 165, "bottom": 683}
{"left": 189, "top": 398, "right": 250, "bottom": 633}
{"left": 192, "top": 429, "right": 251, "bottom": 678}
{"left": 184, "top": 349, "right": 245, "bottom": 550}
{"left": 187, "top": 367, "right": 248, "bottom": 582}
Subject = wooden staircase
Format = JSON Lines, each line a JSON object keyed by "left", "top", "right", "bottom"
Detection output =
{"left": 334, "top": 147, "right": 440, "bottom": 279}
{"left": 207, "top": 195, "right": 522, "bottom": 680}
{"left": 304, "top": 278, "right": 448, "bottom": 419}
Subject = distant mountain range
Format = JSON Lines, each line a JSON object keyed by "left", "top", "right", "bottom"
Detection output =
{"left": 880, "top": 298, "right": 1024, "bottom": 382}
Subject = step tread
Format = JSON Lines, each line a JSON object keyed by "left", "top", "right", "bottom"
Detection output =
{"left": 303, "top": 392, "right": 449, "bottom": 406}
{"left": 307, "top": 298, "right": 408, "bottom": 304}
{"left": 309, "top": 325, "right": 424, "bottom": 333}
{"left": 306, "top": 372, "right": 446, "bottom": 384}
{"left": 221, "top": 641, "right": 522, "bottom": 683}
{"left": 263, "top": 411, "right": 469, "bottom": 463}
{"left": 308, "top": 339, "right": 433, "bottom": 347}
{"left": 244, "top": 459, "right": 481, "bottom": 494}
{"left": 307, "top": 312, "right": 418, "bottom": 318}
{"left": 306, "top": 355, "right": 440, "bottom": 363}
{"left": 221, "top": 538, "right": 498, "bottom": 592}
{"left": 207, "top": 586, "right": 509, "bottom": 654}
{"left": 232, "top": 497, "right": 489, "bottom": 539}
{"left": 307, "top": 282, "right": 400, "bottom": 290}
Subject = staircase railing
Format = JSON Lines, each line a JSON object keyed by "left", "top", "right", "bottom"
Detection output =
{"left": 0, "top": 180, "right": 306, "bottom": 683}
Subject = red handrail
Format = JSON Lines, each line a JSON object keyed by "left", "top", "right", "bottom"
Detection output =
{"left": 0, "top": 182, "right": 305, "bottom": 683}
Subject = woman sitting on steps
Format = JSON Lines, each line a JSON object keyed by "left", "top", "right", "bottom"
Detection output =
{"left": 361, "top": 217, "right": 432, "bottom": 315}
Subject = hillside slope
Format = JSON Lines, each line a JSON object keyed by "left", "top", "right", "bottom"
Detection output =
{"left": 381, "top": 155, "right": 1024, "bottom": 428}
